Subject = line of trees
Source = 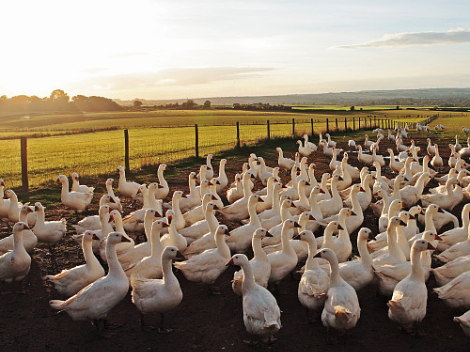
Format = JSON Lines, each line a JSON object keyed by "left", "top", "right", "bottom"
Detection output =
{"left": 0, "top": 89, "right": 123, "bottom": 114}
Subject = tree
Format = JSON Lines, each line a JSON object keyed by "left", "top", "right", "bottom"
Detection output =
{"left": 203, "top": 100, "right": 211, "bottom": 109}
{"left": 181, "top": 99, "right": 197, "bottom": 109}
{"left": 350, "top": 106, "right": 355, "bottom": 111}
{"left": 133, "top": 100, "right": 143, "bottom": 109}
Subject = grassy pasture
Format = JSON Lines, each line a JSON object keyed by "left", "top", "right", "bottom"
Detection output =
{"left": 0, "top": 108, "right": 453, "bottom": 189}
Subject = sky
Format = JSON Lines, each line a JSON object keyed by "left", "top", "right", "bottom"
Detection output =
{"left": 1, "top": 0, "right": 470, "bottom": 100}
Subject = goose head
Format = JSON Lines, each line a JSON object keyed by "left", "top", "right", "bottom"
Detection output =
{"left": 253, "top": 228, "right": 273, "bottom": 239}
{"left": 106, "top": 231, "right": 130, "bottom": 245}
{"left": 388, "top": 215, "right": 407, "bottom": 228}
{"left": 358, "top": 227, "right": 373, "bottom": 240}
{"left": 226, "top": 253, "right": 249, "bottom": 267}
{"left": 216, "top": 224, "right": 229, "bottom": 237}
{"left": 411, "top": 238, "right": 436, "bottom": 252}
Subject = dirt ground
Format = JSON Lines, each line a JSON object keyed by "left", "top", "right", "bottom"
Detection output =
{"left": 1, "top": 131, "right": 469, "bottom": 351}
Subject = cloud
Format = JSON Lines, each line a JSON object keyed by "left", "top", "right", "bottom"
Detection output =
{"left": 85, "top": 67, "right": 275, "bottom": 90}
{"left": 338, "top": 27, "right": 470, "bottom": 49}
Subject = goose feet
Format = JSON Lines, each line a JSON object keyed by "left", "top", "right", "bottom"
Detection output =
{"left": 261, "top": 335, "right": 277, "bottom": 344}
{"left": 242, "top": 339, "right": 259, "bottom": 347}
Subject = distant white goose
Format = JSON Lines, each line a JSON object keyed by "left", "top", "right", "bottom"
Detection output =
{"left": 226, "top": 253, "right": 281, "bottom": 346}
{"left": 117, "top": 165, "right": 141, "bottom": 200}
{"left": 0, "top": 179, "right": 11, "bottom": 220}
{"left": 432, "top": 255, "right": 470, "bottom": 287}
{"left": 47, "top": 230, "right": 104, "bottom": 297}
{"left": 104, "top": 179, "right": 122, "bottom": 212}
{"left": 131, "top": 246, "right": 183, "bottom": 332}
{"left": 71, "top": 172, "right": 94, "bottom": 196}
{"left": 276, "top": 147, "right": 295, "bottom": 170}
{"left": 214, "top": 159, "right": 229, "bottom": 194}
{"left": 49, "top": 232, "right": 130, "bottom": 337}
{"left": 57, "top": 175, "right": 93, "bottom": 213}
{"left": 434, "top": 269, "right": 470, "bottom": 310}
{"left": 154, "top": 164, "right": 170, "bottom": 200}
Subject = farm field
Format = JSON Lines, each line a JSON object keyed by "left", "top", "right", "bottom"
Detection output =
{"left": 0, "top": 108, "right": 461, "bottom": 188}
{"left": 1, "top": 129, "right": 470, "bottom": 351}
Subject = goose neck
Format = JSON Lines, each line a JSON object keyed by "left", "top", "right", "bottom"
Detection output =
{"left": 216, "top": 234, "right": 231, "bottom": 259}
{"left": 206, "top": 208, "right": 219, "bottom": 234}
{"left": 409, "top": 247, "right": 425, "bottom": 282}
{"left": 241, "top": 261, "right": 256, "bottom": 292}
{"left": 248, "top": 201, "right": 261, "bottom": 227}
{"left": 106, "top": 242, "right": 126, "bottom": 279}
{"left": 357, "top": 236, "right": 373, "bottom": 268}
{"left": 252, "top": 236, "right": 268, "bottom": 262}
{"left": 305, "top": 239, "right": 319, "bottom": 270}
{"left": 327, "top": 255, "right": 342, "bottom": 286}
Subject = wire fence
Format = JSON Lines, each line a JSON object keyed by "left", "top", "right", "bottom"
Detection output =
{"left": 0, "top": 115, "right": 437, "bottom": 190}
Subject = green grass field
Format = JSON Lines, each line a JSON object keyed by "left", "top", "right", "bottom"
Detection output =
{"left": 0, "top": 108, "right": 458, "bottom": 189}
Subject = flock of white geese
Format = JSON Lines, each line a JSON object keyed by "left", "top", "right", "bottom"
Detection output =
{"left": 3, "top": 124, "right": 470, "bottom": 344}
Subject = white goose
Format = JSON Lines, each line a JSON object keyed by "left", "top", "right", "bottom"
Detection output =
{"left": 226, "top": 253, "right": 281, "bottom": 346}
{"left": 297, "top": 140, "right": 313, "bottom": 156}
{"left": 0, "top": 179, "right": 10, "bottom": 220}
{"left": 214, "top": 159, "right": 228, "bottom": 194}
{"left": 46, "top": 230, "right": 104, "bottom": 297}
{"left": 49, "top": 232, "right": 130, "bottom": 336}
{"left": 128, "top": 219, "right": 168, "bottom": 280}
{"left": 174, "top": 225, "right": 231, "bottom": 294}
{"left": 357, "top": 145, "right": 374, "bottom": 166}
{"left": 0, "top": 223, "right": 31, "bottom": 283}
{"left": 388, "top": 148, "right": 405, "bottom": 173}
{"left": 116, "top": 165, "right": 141, "bottom": 200}
{"left": 454, "top": 310, "right": 470, "bottom": 338}
{"left": 436, "top": 223, "right": 470, "bottom": 263}
{"left": 388, "top": 239, "right": 436, "bottom": 335}
{"left": 432, "top": 255, "right": 470, "bottom": 287}
{"left": 318, "top": 174, "right": 343, "bottom": 218}
{"left": 421, "top": 177, "right": 458, "bottom": 211}
{"left": 160, "top": 210, "right": 187, "bottom": 252}
{"left": 295, "top": 230, "right": 329, "bottom": 318}
{"left": 131, "top": 246, "right": 183, "bottom": 332}
{"left": 336, "top": 227, "right": 375, "bottom": 291}
{"left": 32, "top": 202, "right": 66, "bottom": 250}
{"left": 104, "top": 178, "right": 122, "bottom": 212}
{"left": 399, "top": 172, "right": 430, "bottom": 208}
{"left": 226, "top": 195, "right": 264, "bottom": 253}
{"left": 117, "top": 209, "right": 158, "bottom": 271}
{"left": 373, "top": 216, "right": 407, "bottom": 266}
{"left": 0, "top": 206, "right": 37, "bottom": 255}
{"left": 227, "top": 173, "right": 243, "bottom": 204}
{"left": 3, "top": 189, "right": 35, "bottom": 226}
{"left": 154, "top": 164, "right": 170, "bottom": 200}
{"left": 57, "top": 175, "right": 93, "bottom": 213}
{"left": 276, "top": 147, "right": 295, "bottom": 170}
{"left": 431, "top": 144, "right": 444, "bottom": 169}
{"left": 218, "top": 171, "right": 255, "bottom": 221}
{"left": 303, "top": 133, "right": 318, "bottom": 151}
{"left": 314, "top": 248, "right": 360, "bottom": 341}
{"left": 232, "top": 228, "right": 272, "bottom": 296}
{"left": 178, "top": 172, "right": 201, "bottom": 212}
{"left": 267, "top": 219, "right": 300, "bottom": 288}
{"left": 434, "top": 269, "right": 470, "bottom": 310}
{"left": 71, "top": 172, "right": 94, "bottom": 195}
{"left": 437, "top": 203, "right": 470, "bottom": 251}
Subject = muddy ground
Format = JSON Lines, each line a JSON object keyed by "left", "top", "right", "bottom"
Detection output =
{"left": 0, "top": 131, "right": 469, "bottom": 351}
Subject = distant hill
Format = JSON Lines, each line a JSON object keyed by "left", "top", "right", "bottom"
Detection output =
{"left": 115, "top": 88, "right": 470, "bottom": 107}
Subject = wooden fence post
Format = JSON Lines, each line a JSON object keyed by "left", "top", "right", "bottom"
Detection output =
{"left": 195, "top": 124, "right": 199, "bottom": 157}
{"left": 353, "top": 117, "right": 355, "bottom": 130}
{"left": 20, "top": 137, "right": 28, "bottom": 193}
{"left": 369, "top": 118, "right": 372, "bottom": 128}
{"left": 236, "top": 122, "right": 241, "bottom": 149}
{"left": 292, "top": 118, "right": 295, "bottom": 136}
{"left": 344, "top": 118, "right": 347, "bottom": 131}
{"left": 310, "top": 118, "right": 314, "bottom": 136}
{"left": 374, "top": 116, "right": 376, "bottom": 127}
{"left": 267, "top": 120, "right": 270, "bottom": 140}
{"left": 359, "top": 117, "right": 361, "bottom": 129}
{"left": 124, "top": 130, "right": 130, "bottom": 171}
{"left": 335, "top": 118, "right": 338, "bottom": 131}
{"left": 326, "top": 118, "right": 329, "bottom": 133}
